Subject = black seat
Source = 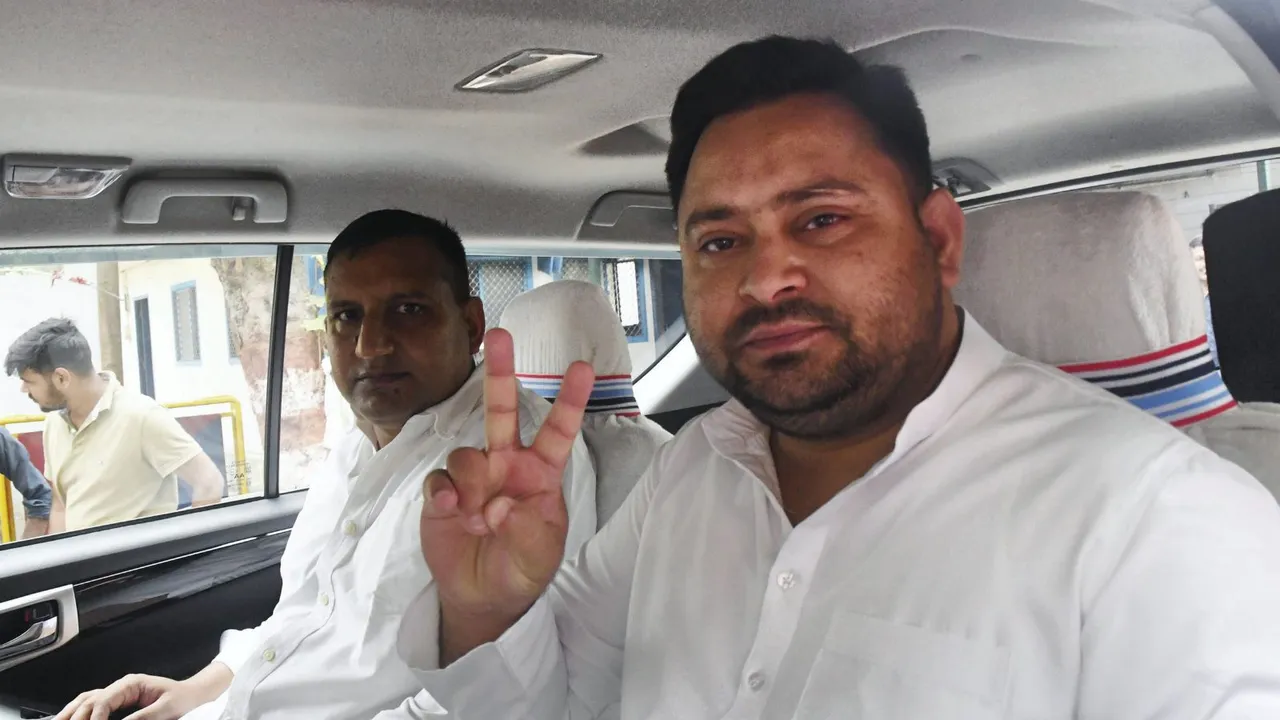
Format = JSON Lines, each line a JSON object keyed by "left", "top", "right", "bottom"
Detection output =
{"left": 1203, "top": 190, "right": 1280, "bottom": 404}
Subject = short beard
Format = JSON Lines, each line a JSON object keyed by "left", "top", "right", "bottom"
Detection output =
{"left": 695, "top": 287, "right": 944, "bottom": 442}
{"left": 32, "top": 394, "right": 66, "bottom": 414}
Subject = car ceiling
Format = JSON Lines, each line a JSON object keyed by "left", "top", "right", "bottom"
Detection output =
{"left": 0, "top": 0, "right": 1276, "bottom": 248}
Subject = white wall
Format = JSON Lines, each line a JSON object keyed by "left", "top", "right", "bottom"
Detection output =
{"left": 0, "top": 265, "right": 102, "bottom": 422}
{"left": 120, "top": 258, "right": 266, "bottom": 493}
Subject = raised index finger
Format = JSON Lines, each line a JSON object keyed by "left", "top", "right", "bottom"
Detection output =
{"left": 483, "top": 328, "right": 521, "bottom": 451}
{"left": 530, "top": 360, "right": 594, "bottom": 468}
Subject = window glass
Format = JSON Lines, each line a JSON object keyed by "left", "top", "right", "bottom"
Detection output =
{"left": 0, "top": 245, "right": 275, "bottom": 545}
{"left": 278, "top": 250, "right": 683, "bottom": 493}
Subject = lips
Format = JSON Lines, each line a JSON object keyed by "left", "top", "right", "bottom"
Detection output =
{"left": 356, "top": 372, "right": 410, "bottom": 387}
{"left": 738, "top": 321, "right": 830, "bottom": 354}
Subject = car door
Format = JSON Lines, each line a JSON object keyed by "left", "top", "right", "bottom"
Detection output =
{"left": 0, "top": 242, "right": 322, "bottom": 716}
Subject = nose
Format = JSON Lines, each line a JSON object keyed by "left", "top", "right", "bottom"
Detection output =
{"left": 740, "top": 230, "right": 807, "bottom": 305}
{"left": 354, "top": 315, "right": 394, "bottom": 359}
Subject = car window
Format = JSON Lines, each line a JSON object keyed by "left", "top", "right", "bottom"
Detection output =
{"left": 276, "top": 249, "right": 683, "bottom": 493}
{"left": 0, "top": 245, "right": 276, "bottom": 544}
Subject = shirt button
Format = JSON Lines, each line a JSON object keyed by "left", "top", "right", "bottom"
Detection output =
{"left": 746, "top": 671, "right": 766, "bottom": 691}
{"left": 262, "top": 648, "right": 276, "bottom": 662}
{"left": 319, "top": 593, "right": 330, "bottom": 607}
{"left": 777, "top": 571, "right": 798, "bottom": 590}
{"left": 342, "top": 520, "right": 358, "bottom": 537}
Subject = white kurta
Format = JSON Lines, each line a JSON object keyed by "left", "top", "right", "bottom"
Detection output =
{"left": 416, "top": 315, "right": 1280, "bottom": 719}
{"left": 185, "top": 365, "right": 597, "bottom": 720}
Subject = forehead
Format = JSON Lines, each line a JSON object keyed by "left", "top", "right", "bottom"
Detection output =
{"left": 326, "top": 236, "right": 451, "bottom": 299}
{"left": 679, "top": 94, "right": 906, "bottom": 217}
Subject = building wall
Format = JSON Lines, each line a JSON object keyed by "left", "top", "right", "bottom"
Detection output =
{"left": 0, "top": 266, "right": 103, "bottom": 421}
{"left": 119, "top": 258, "right": 266, "bottom": 492}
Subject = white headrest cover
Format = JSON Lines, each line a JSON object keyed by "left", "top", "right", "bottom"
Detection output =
{"left": 499, "top": 279, "right": 632, "bottom": 379}
{"left": 499, "top": 280, "right": 671, "bottom": 527}
{"left": 955, "top": 190, "right": 1205, "bottom": 365}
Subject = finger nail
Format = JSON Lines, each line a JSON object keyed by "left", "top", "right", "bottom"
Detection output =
{"left": 486, "top": 497, "right": 514, "bottom": 530}
{"left": 465, "top": 514, "right": 489, "bottom": 535}
{"left": 430, "top": 488, "right": 457, "bottom": 512}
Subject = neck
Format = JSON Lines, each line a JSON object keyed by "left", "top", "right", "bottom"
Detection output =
{"left": 66, "top": 374, "right": 108, "bottom": 429}
{"left": 368, "top": 421, "right": 401, "bottom": 450}
{"left": 771, "top": 305, "right": 963, "bottom": 525}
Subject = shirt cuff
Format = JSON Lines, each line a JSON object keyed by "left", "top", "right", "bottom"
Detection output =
{"left": 212, "top": 627, "right": 259, "bottom": 676}
{"left": 413, "top": 595, "right": 561, "bottom": 714}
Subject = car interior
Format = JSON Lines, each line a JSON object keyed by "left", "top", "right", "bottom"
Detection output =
{"left": 1, "top": 0, "right": 1279, "bottom": 715}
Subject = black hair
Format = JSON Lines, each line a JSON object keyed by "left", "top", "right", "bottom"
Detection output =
{"left": 665, "top": 35, "right": 933, "bottom": 210}
{"left": 324, "top": 209, "right": 472, "bottom": 303}
{"left": 5, "top": 318, "right": 96, "bottom": 377}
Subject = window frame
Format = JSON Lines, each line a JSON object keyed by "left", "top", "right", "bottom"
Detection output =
{"left": 0, "top": 244, "right": 285, "bottom": 551}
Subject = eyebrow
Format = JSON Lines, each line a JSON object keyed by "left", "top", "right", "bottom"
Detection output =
{"left": 326, "top": 290, "right": 432, "bottom": 309}
{"left": 682, "top": 179, "right": 868, "bottom": 233}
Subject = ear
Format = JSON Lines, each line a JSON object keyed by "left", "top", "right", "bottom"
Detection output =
{"left": 462, "top": 297, "right": 486, "bottom": 355}
{"left": 917, "top": 187, "right": 966, "bottom": 290}
{"left": 50, "top": 368, "right": 71, "bottom": 390}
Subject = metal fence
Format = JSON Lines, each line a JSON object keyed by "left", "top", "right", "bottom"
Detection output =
{"left": 468, "top": 259, "right": 530, "bottom": 330}
{"left": 468, "top": 257, "right": 648, "bottom": 338}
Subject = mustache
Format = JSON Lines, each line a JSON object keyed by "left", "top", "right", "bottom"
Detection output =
{"left": 350, "top": 362, "right": 408, "bottom": 380}
{"left": 725, "top": 298, "right": 848, "bottom": 347}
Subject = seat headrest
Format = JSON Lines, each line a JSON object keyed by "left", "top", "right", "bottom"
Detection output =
{"left": 955, "top": 190, "right": 1206, "bottom": 366}
{"left": 499, "top": 280, "right": 639, "bottom": 416}
{"left": 1203, "top": 189, "right": 1280, "bottom": 403}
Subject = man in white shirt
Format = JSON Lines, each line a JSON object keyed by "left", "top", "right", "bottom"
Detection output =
{"left": 413, "top": 36, "right": 1280, "bottom": 718}
{"left": 55, "top": 210, "right": 596, "bottom": 720}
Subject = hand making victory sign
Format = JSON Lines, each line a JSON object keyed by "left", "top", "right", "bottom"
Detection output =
{"left": 420, "top": 327, "right": 594, "bottom": 662}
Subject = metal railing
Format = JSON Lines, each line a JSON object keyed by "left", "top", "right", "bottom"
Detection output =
{"left": 0, "top": 395, "right": 248, "bottom": 543}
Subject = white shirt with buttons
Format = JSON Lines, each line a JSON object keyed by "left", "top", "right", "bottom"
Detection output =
{"left": 415, "top": 314, "right": 1280, "bottom": 719}
{"left": 182, "top": 365, "right": 597, "bottom": 720}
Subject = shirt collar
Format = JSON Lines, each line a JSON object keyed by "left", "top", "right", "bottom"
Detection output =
{"left": 703, "top": 309, "right": 1008, "bottom": 474}
{"left": 63, "top": 372, "right": 121, "bottom": 431}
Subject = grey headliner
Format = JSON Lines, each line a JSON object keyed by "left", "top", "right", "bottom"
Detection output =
{"left": 0, "top": 0, "right": 1276, "bottom": 248}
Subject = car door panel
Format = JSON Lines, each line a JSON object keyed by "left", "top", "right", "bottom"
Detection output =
{"left": 0, "top": 498, "right": 301, "bottom": 713}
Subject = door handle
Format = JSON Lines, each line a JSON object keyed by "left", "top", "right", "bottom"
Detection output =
{"left": 0, "top": 586, "right": 78, "bottom": 672}
{"left": 0, "top": 617, "right": 57, "bottom": 660}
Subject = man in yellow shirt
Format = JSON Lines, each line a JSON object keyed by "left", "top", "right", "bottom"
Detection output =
{"left": 4, "top": 318, "right": 226, "bottom": 532}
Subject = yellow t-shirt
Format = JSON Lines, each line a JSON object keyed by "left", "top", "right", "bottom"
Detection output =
{"left": 44, "top": 375, "right": 203, "bottom": 531}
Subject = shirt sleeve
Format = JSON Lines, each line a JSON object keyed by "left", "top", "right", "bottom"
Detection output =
{"left": 139, "top": 403, "right": 205, "bottom": 478}
{"left": 0, "top": 428, "right": 51, "bottom": 519}
{"left": 1077, "top": 444, "right": 1280, "bottom": 718}
{"left": 410, "top": 443, "right": 665, "bottom": 719}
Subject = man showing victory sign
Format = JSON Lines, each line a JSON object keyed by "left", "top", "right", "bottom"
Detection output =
{"left": 417, "top": 36, "right": 1280, "bottom": 719}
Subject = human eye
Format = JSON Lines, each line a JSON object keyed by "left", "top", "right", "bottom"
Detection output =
{"left": 698, "top": 236, "right": 737, "bottom": 254}
{"left": 803, "top": 212, "right": 846, "bottom": 231}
